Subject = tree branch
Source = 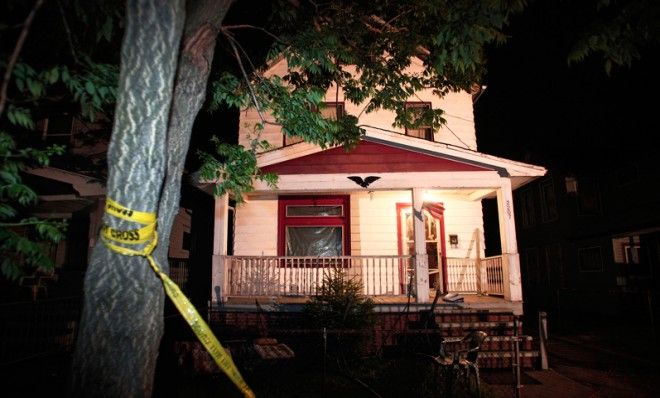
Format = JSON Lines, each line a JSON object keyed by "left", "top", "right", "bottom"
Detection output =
{"left": 221, "top": 29, "right": 279, "bottom": 127}
{"left": 0, "top": 0, "right": 45, "bottom": 119}
{"left": 221, "top": 24, "right": 284, "bottom": 43}
{"left": 56, "top": 0, "right": 80, "bottom": 65}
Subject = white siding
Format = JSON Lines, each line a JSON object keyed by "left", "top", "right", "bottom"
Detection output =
{"left": 233, "top": 198, "right": 278, "bottom": 255}
{"left": 351, "top": 190, "right": 484, "bottom": 259}
{"left": 238, "top": 59, "right": 478, "bottom": 151}
{"left": 441, "top": 198, "right": 486, "bottom": 259}
{"left": 350, "top": 191, "right": 410, "bottom": 256}
{"left": 233, "top": 191, "right": 485, "bottom": 260}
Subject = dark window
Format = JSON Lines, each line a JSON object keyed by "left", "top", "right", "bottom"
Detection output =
{"left": 518, "top": 187, "right": 536, "bottom": 228}
{"left": 544, "top": 243, "right": 563, "bottom": 287}
{"left": 404, "top": 102, "right": 433, "bottom": 141}
{"left": 521, "top": 247, "right": 539, "bottom": 285}
{"left": 578, "top": 246, "right": 603, "bottom": 272}
{"left": 182, "top": 231, "right": 191, "bottom": 251}
{"left": 539, "top": 179, "right": 558, "bottom": 222}
{"left": 41, "top": 115, "right": 74, "bottom": 145}
{"left": 577, "top": 181, "right": 601, "bottom": 216}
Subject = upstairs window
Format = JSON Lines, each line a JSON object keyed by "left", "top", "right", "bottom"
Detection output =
{"left": 578, "top": 246, "right": 603, "bottom": 272}
{"left": 539, "top": 178, "right": 558, "bottom": 222}
{"left": 318, "top": 102, "right": 344, "bottom": 121}
{"left": 577, "top": 181, "right": 601, "bottom": 216}
{"left": 518, "top": 187, "right": 536, "bottom": 228}
{"left": 404, "top": 102, "right": 433, "bottom": 141}
{"left": 283, "top": 102, "right": 345, "bottom": 146}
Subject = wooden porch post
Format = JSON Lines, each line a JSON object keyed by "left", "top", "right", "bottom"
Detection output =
{"left": 211, "top": 193, "right": 229, "bottom": 304}
{"left": 496, "top": 178, "right": 522, "bottom": 301}
{"left": 412, "top": 188, "right": 430, "bottom": 303}
{"left": 475, "top": 229, "right": 483, "bottom": 294}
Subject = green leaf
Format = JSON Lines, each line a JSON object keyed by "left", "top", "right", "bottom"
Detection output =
{"left": 85, "top": 81, "right": 96, "bottom": 95}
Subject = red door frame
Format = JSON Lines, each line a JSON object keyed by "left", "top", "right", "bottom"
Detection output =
{"left": 396, "top": 202, "right": 448, "bottom": 292}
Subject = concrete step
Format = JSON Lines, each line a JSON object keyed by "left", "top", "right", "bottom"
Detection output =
{"left": 442, "top": 335, "right": 535, "bottom": 351}
{"left": 479, "top": 350, "right": 539, "bottom": 369}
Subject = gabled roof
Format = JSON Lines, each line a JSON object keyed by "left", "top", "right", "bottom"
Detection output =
{"left": 258, "top": 129, "right": 546, "bottom": 190}
{"left": 261, "top": 141, "right": 489, "bottom": 175}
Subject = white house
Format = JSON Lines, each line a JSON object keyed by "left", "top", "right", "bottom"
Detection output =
{"left": 211, "top": 58, "right": 546, "bottom": 313}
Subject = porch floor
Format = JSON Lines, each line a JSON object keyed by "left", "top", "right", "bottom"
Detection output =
{"left": 221, "top": 292, "right": 522, "bottom": 315}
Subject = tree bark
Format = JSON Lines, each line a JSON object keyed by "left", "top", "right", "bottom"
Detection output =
{"left": 71, "top": 0, "right": 237, "bottom": 395}
{"left": 70, "top": 1, "right": 185, "bottom": 396}
{"left": 152, "top": 0, "right": 234, "bottom": 286}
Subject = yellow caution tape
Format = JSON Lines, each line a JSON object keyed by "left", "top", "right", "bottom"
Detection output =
{"left": 101, "top": 198, "right": 255, "bottom": 398}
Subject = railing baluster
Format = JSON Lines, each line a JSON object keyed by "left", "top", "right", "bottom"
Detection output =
{"left": 225, "top": 255, "right": 425, "bottom": 298}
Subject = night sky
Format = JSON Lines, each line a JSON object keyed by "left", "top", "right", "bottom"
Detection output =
{"left": 474, "top": 0, "right": 658, "bottom": 172}
{"left": 189, "top": 1, "right": 659, "bottom": 175}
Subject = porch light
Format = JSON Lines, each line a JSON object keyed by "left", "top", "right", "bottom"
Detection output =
{"left": 423, "top": 190, "right": 434, "bottom": 201}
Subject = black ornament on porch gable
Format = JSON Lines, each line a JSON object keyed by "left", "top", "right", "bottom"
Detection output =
{"left": 347, "top": 175, "right": 380, "bottom": 188}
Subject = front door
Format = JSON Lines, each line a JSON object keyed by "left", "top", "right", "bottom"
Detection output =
{"left": 397, "top": 203, "right": 447, "bottom": 291}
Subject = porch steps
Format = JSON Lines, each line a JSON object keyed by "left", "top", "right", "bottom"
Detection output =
{"left": 210, "top": 307, "right": 540, "bottom": 369}
{"left": 391, "top": 310, "right": 539, "bottom": 369}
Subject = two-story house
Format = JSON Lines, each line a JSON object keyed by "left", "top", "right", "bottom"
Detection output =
{"left": 209, "top": 57, "right": 546, "bottom": 314}
{"left": 515, "top": 155, "right": 660, "bottom": 321}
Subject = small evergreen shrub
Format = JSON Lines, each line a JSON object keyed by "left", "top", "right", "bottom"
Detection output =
{"left": 303, "top": 268, "right": 375, "bottom": 357}
{"left": 304, "top": 267, "right": 375, "bottom": 330}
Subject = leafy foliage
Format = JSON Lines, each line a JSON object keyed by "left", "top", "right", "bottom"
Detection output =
{"left": 0, "top": 131, "right": 66, "bottom": 280}
{"left": 207, "top": 1, "right": 526, "bottom": 196}
{"left": 568, "top": 0, "right": 660, "bottom": 74}
{"left": 197, "top": 135, "right": 277, "bottom": 203}
{"left": 304, "top": 268, "right": 375, "bottom": 330}
{"left": 0, "top": 0, "right": 120, "bottom": 281}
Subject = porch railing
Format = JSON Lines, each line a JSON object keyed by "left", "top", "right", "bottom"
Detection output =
{"left": 224, "top": 254, "right": 504, "bottom": 298}
{"left": 483, "top": 255, "right": 505, "bottom": 295}
{"left": 446, "top": 258, "right": 479, "bottom": 293}
{"left": 445, "top": 256, "right": 504, "bottom": 296}
{"left": 226, "top": 256, "right": 414, "bottom": 297}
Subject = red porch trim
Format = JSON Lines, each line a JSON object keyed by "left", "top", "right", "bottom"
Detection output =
{"left": 262, "top": 141, "right": 490, "bottom": 174}
{"left": 396, "top": 202, "right": 448, "bottom": 292}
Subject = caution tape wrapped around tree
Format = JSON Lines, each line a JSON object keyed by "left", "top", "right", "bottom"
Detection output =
{"left": 101, "top": 198, "right": 254, "bottom": 398}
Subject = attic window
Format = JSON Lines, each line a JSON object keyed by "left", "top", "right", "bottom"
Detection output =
{"left": 317, "top": 102, "right": 344, "bottom": 120}
{"left": 283, "top": 102, "right": 345, "bottom": 146}
{"left": 404, "top": 102, "right": 433, "bottom": 141}
{"left": 39, "top": 115, "right": 74, "bottom": 145}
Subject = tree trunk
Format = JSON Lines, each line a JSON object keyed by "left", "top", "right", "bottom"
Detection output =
{"left": 152, "top": 0, "right": 234, "bottom": 292}
{"left": 70, "top": 1, "right": 185, "bottom": 396}
{"left": 71, "top": 0, "right": 236, "bottom": 395}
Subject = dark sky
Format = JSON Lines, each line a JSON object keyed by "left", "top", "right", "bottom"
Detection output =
{"left": 189, "top": 1, "right": 659, "bottom": 175}
{"left": 474, "top": 0, "right": 658, "bottom": 173}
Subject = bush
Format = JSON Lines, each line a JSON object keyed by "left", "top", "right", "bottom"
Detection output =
{"left": 303, "top": 267, "right": 375, "bottom": 330}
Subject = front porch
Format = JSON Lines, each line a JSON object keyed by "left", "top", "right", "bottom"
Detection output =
{"left": 206, "top": 134, "right": 547, "bottom": 310}
{"left": 219, "top": 288, "right": 521, "bottom": 315}
{"left": 213, "top": 254, "right": 510, "bottom": 308}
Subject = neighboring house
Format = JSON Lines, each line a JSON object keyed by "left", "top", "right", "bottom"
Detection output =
{"left": 210, "top": 58, "right": 546, "bottom": 314}
{"left": 515, "top": 154, "right": 660, "bottom": 319}
{"left": 1, "top": 113, "right": 203, "bottom": 302}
